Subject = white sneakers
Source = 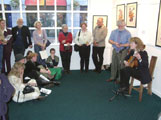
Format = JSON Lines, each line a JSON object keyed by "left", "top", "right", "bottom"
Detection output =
{"left": 40, "top": 88, "right": 52, "bottom": 95}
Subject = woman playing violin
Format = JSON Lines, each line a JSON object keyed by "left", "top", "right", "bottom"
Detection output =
{"left": 119, "top": 37, "right": 152, "bottom": 92}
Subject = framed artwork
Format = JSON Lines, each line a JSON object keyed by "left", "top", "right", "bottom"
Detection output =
{"left": 92, "top": 15, "right": 108, "bottom": 30}
{"left": 156, "top": 0, "right": 161, "bottom": 47}
{"left": 126, "top": 2, "right": 137, "bottom": 27}
{"left": 116, "top": 4, "right": 125, "bottom": 22}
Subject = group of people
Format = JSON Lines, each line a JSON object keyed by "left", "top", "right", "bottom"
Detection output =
{"left": 0, "top": 17, "right": 152, "bottom": 120}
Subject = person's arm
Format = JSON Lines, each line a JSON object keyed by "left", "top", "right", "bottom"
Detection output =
{"left": 43, "top": 30, "right": 47, "bottom": 47}
{"left": 33, "top": 31, "right": 44, "bottom": 47}
{"left": 137, "top": 51, "right": 149, "bottom": 68}
{"left": 58, "top": 32, "right": 65, "bottom": 44}
{"left": 26, "top": 27, "right": 32, "bottom": 47}
{"left": 66, "top": 32, "right": 73, "bottom": 44}
{"left": 87, "top": 31, "right": 93, "bottom": 45}
{"left": 109, "top": 31, "right": 120, "bottom": 47}
{"left": 74, "top": 31, "right": 81, "bottom": 45}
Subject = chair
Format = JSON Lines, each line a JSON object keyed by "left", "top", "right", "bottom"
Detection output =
{"left": 129, "top": 56, "right": 157, "bottom": 102}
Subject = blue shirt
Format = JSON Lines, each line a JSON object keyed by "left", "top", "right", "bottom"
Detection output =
{"left": 109, "top": 29, "right": 131, "bottom": 52}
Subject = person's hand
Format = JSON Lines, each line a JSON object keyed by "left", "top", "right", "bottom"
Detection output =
{"left": 28, "top": 82, "right": 37, "bottom": 87}
{"left": 47, "top": 69, "right": 51, "bottom": 74}
{"left": 0, "top": 79, "right": 1, "bottom": 85}
{"left": 115, "top": 42, "right": 120, "bottom": 48}
{"left": 62, "top": 40, "right": 66, "bottom": 44}
{"left": 86, "top": 42, "right": 89, "bottom": 46}
{"left": 93, "top": 41, "right": 98, "bottom": 46}
{"left": 134, "top": 53, "right": 141, "bottom": 60}
{"left": 67, "top": 43, "right": 70, "bottom": 46}
{"left": 124, "top": 61, "right": 129, "bottom": 67}
{"left": 2, "top": 42, "right": 7, "bottom": 45}
{"left": 29, "top": 45, "right": 33, "bottom": 48}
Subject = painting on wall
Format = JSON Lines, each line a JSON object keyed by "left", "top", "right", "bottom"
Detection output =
{"left": 156, "top": 0, "right": 161, "bottom": 47}
{"left": 116, "top": 4, "right": 125, "bottom": 22}
{"left": 93, "top": 15, "right": 108, "bottom": 30}
{"left": 126, "top": 2, "right": 137, "bottom": 28}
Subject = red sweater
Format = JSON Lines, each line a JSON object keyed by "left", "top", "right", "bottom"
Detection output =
{"left": 58, "top": 32, "right": 73, "bottom": 52}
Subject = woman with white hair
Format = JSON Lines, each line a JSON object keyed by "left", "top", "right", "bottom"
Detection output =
{"left": 33, "top": 21, "right": 47, "bottom": 66}
{"left": 58, "top": 24, "right": 73, "bottom": 74}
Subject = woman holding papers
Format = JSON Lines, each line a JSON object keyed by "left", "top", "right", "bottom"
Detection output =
{"left": 0, "top": 19, "right": 13, "bottom": 74}
{"left": 33, "top": 21, "right": 47, "bottom": 66}
{"left": 58, "top": 24, "right": 73, "bottom": 74}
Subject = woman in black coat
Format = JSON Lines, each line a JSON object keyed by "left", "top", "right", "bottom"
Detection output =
{"left": 24, "top": 53, "right": 53, "bottom": 87}
{"left": 119, "top": 37, "right": 152, "bottom": 91}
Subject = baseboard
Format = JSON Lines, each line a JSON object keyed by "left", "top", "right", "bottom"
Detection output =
{"left": 152, "top": 89, "right": 161, "bottom": 98}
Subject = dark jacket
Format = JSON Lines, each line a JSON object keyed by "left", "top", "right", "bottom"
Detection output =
{"left": 12, "top": 26, "right": 32, "bottom": 49}
{"left": 3, "top": 29, "right": 13, "bottom": 53}
{"left": 46, "top": 55, "right": 59, "bottom": 68}
{"left": 125, "top": 50, "right": 152, "bottom": 84}
{"left": 0, "top": 74, "right": 14, "bottom": 120}
{"left": 24, "top": 60, "right": 42, "bottom": 79}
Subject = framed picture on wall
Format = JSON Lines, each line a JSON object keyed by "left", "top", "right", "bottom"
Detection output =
{"left": 126, "top": 2, "right": 137, "bottom": 28}
{"left": 116, "top": 4, "right": 125, "bottom": 22}
{"left": 156, "top": 0, "right": 161, "bottom": 47}
{"left": 93, "top": 15, "right": 108, "bottom": 30}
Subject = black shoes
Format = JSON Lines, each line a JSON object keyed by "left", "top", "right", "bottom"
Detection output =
{"left": 53, "top": 81, "right": 61, "bottom": 86}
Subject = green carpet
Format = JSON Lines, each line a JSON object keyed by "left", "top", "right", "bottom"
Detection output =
{"left": 8, "top": 70, "right": 161, "bottom": 120}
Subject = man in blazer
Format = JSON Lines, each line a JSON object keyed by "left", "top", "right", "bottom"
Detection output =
{"left": 12, "top": 18, "right": 32, "bottom": 57}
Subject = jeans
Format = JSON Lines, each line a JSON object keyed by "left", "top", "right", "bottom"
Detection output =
{"left": 34, "top": 44, "right": 46, "bottom": 66}
{"left": 0, "top": 44, "right": 3, "bottom": 71}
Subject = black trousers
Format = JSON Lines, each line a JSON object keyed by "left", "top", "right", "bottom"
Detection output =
{"left": 92, "top": 46, "right": 105, "bottom": 71}
{"left": 120, "top": 67, "right": 141, "bottom": 88}
{"left": 60, "top": 51, "right": 72, "bottom": 71}
{"left": 2, "top": 48, "right": 12, "bottom": 74}
{"left": 79, "top": 45, "right": 90, "bottom": 71}
{"left": 13, "top": 45, "right": 25, "bottom": 57}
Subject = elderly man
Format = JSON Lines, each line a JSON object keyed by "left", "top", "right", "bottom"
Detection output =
{"left": 92, "top": 18, "right": 107, "bottom": 73}
{"left": 12, "top": 18, "right": 32, "bottom": 57}
{"left": 107, "top": 20, "right": 131, "bottom": 83}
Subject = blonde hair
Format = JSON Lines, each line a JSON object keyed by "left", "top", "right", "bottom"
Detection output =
{"left": 34, "top": 21, "right": 42, "bottom": 28}
{"left": 27, "top": 53, "right": 38, "bottom": 60}
{"left": 8, "top": 62, "right": 25, "bottom": 78}
{"left": 130, "top": 37, "right": 145, "bottom": 51}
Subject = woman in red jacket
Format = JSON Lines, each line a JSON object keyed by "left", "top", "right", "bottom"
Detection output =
{"left": 58, "top": 24, "right": 73, "bottom": 74}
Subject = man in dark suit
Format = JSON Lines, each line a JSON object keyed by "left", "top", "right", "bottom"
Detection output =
{"left": 12, "top": 18, "right": 32, "bottom": 57}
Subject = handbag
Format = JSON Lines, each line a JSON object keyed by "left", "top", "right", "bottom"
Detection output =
{"left": 74, "top": 44, "right": 79, "bottom": 51}
{"left": 74, "top": 30, "right": 81, "bottom": 52}
{"left": 46, "top": 40, "right": 51, "bottom": 48}
{"left": 64, "top": 46, "right": 71, "bottom": 51}
{"left": 22, "top": 85, "right": 35, "bottom": 94}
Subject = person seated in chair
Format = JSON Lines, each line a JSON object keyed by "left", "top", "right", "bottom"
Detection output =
{"left": 46, "top": 48, "right": 62, "bottom": 81}
{"left": 119, "top": 37, "right": 152, "bottom": 93}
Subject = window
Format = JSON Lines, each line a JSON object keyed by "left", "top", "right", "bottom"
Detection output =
{"left": 0, "top": 0, "right": 89, "bottom": 44}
